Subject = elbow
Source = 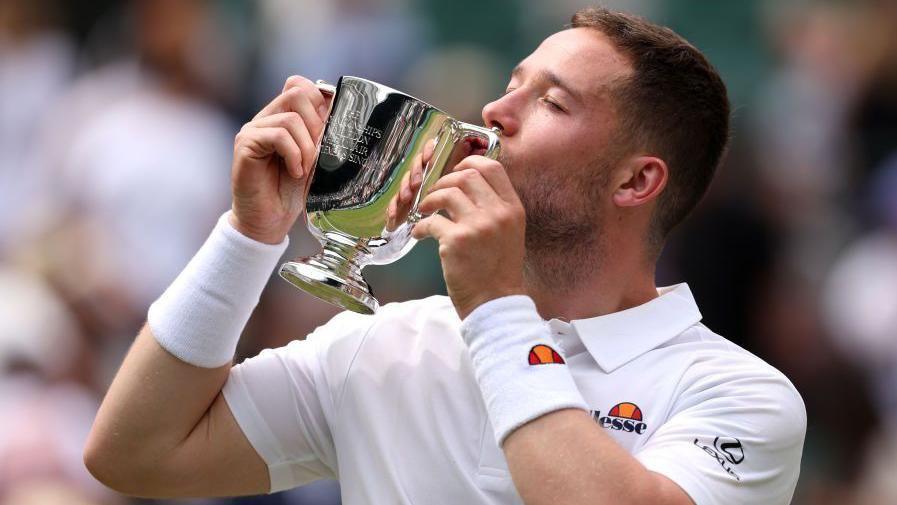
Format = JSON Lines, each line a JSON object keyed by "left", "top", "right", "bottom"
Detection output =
{"left": 83, "top": 432, "right": 184, "bottom": 499}
{"left": 83, "top": 432, "right": 130, "bottom": 494}
{"left": 83, "top": 437, "right": 118, "bottom": 492}
{"left": 83, "top": 430, "right": 152, "bottom": 496}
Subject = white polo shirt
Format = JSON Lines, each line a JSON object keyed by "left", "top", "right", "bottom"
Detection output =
{"left": 222, "top": 284, "right": 806, "bottom": 505}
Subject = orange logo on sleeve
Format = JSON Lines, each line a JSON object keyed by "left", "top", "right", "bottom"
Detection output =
{"left": 528, "top": 344, "right": 566, "bottom": 365}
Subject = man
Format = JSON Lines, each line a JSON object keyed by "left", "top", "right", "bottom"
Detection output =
{"left": 84, "top": 7, "right": 806, "bottom": 505}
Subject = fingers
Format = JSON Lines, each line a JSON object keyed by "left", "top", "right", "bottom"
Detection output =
{"left": 389, "top": 140, "right": 434, "bottom": 228}
{"left": 417, "top": 153, "right": 521, "bottom": 218}
{"left": 422, "top": 137, "right": 437, "bottom": 164}
{"left": 453, "top": 155, "right": 520, "bottom": 205}
{"left": 287, "top": 87, "right": 328, "bottom": 140}
{"left": 418, "top": 186, "right": 476, "bottom": 218}
{"left": 282, "top": 75, "right": 328, "bottom": 118}
{"left": 255, "top": 75, "right": 330, "bottom": 130}
{"left": 410, "top": 213, "right": 453, "bottom": 241}
{"left": 244, "top": 76, "right": 331, "bottom": 177}
{"left": 246, "top": 112, "right": 316, "bottom": 176}
{"left": 386, "top": 169, "right": 416, "bottom": 231}
{"left": 417, "top": 139, "right": 437, "bottom": 186}
{"left": 287, "top": 75, "right": 329, "bottom": 117}
{"left": 429, "top": 168, "right": 501, "bottom": 207}
{"left": 234, "top": 126, "right": 304, "bottom": 178}
{"left": 252, "top": 89, "right": 325, "bottom": 141}
{"left": 401, "top": 160, "right": 418, "bottom": 204}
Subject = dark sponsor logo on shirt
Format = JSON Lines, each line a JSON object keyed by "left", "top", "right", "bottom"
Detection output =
{"left": 693, "top": 436, "right": 744, "bottom": 481}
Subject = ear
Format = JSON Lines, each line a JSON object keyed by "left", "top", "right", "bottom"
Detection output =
{"left": 611, "top": 156, "right": 668, "bottom": 208}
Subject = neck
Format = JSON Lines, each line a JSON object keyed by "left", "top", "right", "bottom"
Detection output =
{"left": 523, "top": 235, "right": 659, "bottom": 322}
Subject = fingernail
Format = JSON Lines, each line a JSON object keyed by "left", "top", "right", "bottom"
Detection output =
{"left": 318, "top": 104, "right": 328, "bottom": 120}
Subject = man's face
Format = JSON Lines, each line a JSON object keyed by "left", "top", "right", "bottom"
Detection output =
{"left": 482, "top": 28, "right": 633, "bottom": 254}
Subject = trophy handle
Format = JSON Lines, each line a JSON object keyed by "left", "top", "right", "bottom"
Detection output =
{"left": 457, "top": 123, "right": 501, "bottom": 160}
{"left": 314, "top": 80, "right": 337, "bottom": 96}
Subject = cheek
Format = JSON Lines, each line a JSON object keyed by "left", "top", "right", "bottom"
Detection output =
{"left": 508, "top": 111, "right": 602, "bottom": 174}
{"left": 522, "top": 124, "right": 591, "bottom": 167}
{"left": 521, "top": 112, "right": 599, "bottom": 159}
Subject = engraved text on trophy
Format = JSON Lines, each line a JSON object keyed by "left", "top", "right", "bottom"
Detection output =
{"left": 320, "top": 110, "right": 383, "bottom": 165}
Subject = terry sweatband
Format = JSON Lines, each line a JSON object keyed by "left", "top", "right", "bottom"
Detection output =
{"left": 147, "top": 212, "right": 289, "bottom": 368}
{"left": 461, "top": 295, "right": 588, "bottom": 446}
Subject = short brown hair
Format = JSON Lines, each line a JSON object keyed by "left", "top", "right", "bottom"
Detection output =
{"left": 570, "top": 7, "right": 731, "bottom": 247}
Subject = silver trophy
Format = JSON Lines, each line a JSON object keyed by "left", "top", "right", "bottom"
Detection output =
{"left": 279, "top": 76, "right": 501, "bottom": 314}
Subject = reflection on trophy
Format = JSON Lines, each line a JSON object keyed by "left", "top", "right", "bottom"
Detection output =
{"left": 279, "top": 76, "right": 501, "bottom": 314}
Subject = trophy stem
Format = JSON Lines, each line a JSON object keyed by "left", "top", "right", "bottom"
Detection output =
{"left": 279, "top": 238, "right": 378, "bottom": 314}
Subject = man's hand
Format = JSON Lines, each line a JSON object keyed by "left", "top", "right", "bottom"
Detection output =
{"left": 230, "top": 75, "right": 330, "bottom": 244}
{"left": 411, "top": 156, "right": 527, "bottom": 319}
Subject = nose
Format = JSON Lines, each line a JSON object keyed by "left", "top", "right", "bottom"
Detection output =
{"left": 482, "top": 92, "right": 520, "bottom": 137}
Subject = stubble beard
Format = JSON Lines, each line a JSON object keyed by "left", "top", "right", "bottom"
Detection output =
{"left": 500, "top": 150, "right": 611, "bottom": 294}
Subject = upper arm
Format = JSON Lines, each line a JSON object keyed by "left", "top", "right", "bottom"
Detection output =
{"left": 116, "top": 333, "right": 346, "bottom": 499}
{"left": 152, "top": 391, "right": 271, "bottom": 498}
{"left": 634, "top": 366, "right": 807, "bottom": 505}
{"left": 85, "top": 309, "right": 369, "bottom": 499}
{"left": 84, "top": 327, "right": 273, "bottom": 499}
{"left": 111, "top": 326, "right": 354, "bottom": 498}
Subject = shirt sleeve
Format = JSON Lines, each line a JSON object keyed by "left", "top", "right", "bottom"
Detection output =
{"left": 634, "top": 359, "right": 807, "bottom": 505}
{"left": 222, "top": 310, "right": 373, "bottom": 493}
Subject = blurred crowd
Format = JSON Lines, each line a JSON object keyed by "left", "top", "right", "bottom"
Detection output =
{"left": 0, "top": 0, "right": 895, "bottom": 504}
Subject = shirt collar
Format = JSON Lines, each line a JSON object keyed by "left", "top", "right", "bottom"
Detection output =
{"left": 569, "top": 283, "right": 702, "bottom": 373}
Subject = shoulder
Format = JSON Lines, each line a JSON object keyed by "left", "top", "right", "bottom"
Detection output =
{"left": 668, "top": 323, "right": 804, "bottom": 403}
{"left": 661, "top": 323, "right": 806, "bottom": 439}
{"left": 637, "top": 325, "right": 807, "bottom": 504}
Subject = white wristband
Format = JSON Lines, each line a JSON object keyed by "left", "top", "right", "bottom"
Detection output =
{"left": 461, "top": 295, "right": 588, "bottom": 446}
{"left": 147, "top": 212, "right": 289, "bottom": 367}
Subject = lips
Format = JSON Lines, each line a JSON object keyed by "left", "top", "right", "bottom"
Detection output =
{"left": 467, "top": 136, "right": 488, "bottom": 157}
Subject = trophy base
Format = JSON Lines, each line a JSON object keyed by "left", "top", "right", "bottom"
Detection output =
{"left": 279, "top": 258, "right": 378, "bottom": 315}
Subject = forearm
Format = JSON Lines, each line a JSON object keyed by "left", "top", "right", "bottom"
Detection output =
{"left": 503, "top": 409, "right": 688, "bottom": 505}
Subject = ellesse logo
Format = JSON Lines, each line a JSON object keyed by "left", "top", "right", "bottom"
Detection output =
{"left": 528, "top": 344, "right": 565, "bottom": 365}
{"left": 590, "top": 402, "right": 648, "bottom": 435}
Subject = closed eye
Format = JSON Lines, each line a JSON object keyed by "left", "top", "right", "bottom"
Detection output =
{"left": 502, "top": 87, "right": 566, "bottom": 113}
{"left": 540, "top": 96, "right": 565, "bottom": 112}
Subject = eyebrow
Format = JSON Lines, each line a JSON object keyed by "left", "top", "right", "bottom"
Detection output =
{"left": 510, "top": 64, "right": 583, "bottom": 103}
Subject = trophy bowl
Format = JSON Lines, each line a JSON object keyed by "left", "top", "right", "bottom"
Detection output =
{"left": 279, "top": 76, "right": 501, "bottom": 314}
